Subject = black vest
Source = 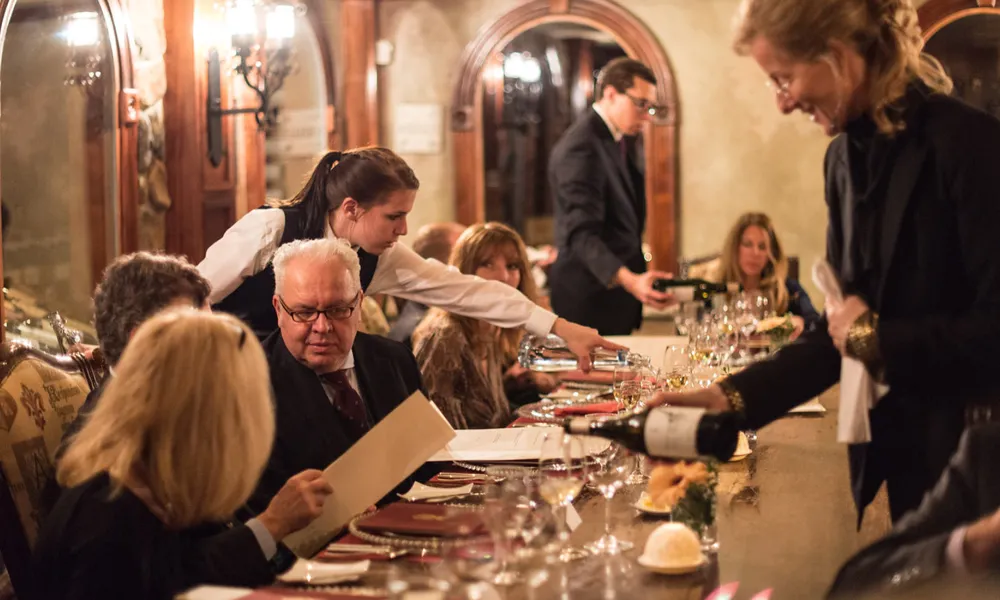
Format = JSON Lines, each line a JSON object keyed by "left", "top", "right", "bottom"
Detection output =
{"left": 213, "top": 206, "right": 379, "bottom": 339}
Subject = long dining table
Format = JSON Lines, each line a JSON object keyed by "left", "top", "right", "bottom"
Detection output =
{"left": 183, "top": 338, "right": 894, "bottom": 600}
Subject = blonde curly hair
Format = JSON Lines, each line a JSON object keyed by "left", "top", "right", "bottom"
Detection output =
{"left": 733, "top": 0, "right": 953, "bottom": 134}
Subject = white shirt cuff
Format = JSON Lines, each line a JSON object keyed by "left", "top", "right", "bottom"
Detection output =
{"left": 526, "top": 306, "right": 558, "bottom": 337}
{"left": 945, "top": 526, "right": 968, "bottom": 573}
{"left": 246, "top": 517, "right": 279, "bottom": 560}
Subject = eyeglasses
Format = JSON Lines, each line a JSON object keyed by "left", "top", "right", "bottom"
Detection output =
{"left": 277, "top": 292, "right": 361, "bottom": 324}
{"left": 623, "top": 92, "right": 660, "bottom": 117}
{"left": 766, "top": 75, "right": 792, "bottom": 99}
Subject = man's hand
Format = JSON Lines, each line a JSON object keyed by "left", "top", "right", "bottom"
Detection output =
{"left": 827, "top": 295, "right": 869, "bottom": 355}
{"left": 257, "top": 469, "right": 333, "bottom": 541}
{"left": 963, "top": 507, "right": 1000, "bottom": 572}
{"left": 646, "top": 384, "right": 730, "bottom": 412}
{"left": 617, "top": 268, "right": 676, "bottom": 310}
{"left": 551, "top": 318, "right": 627, "bottom": 372}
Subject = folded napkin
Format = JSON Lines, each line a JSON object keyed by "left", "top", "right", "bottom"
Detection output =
{"left": 276, "top": 559, "right": 369, "bottom": 585}
{"left": 559, "top": 370, "right": 614, "bottom": 385}
{"left": 553, "top": 401, "right": 621, "bottom": 416}
{"left": 813, "top": 261, "right": 889, "bottom": 444}
{"left": 398, "top": 481, "right": 474, "bottom": 502}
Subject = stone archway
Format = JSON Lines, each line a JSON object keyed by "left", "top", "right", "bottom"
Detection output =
{"left": 450, "top": 0, "right": 679, "bottom": 270}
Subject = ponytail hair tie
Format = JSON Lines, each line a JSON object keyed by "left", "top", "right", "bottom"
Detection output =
{"left": 324, "top": 150, "right": 344, "bottom": 171}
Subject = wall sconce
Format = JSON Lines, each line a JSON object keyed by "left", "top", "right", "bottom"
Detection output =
{"left": 61, "top": 11, "right": 104, "bottom": 87}
{"left": 206, "top": 0, "right": 302, "bottom": 167}
{"left": 501, "top": 52, "right": 544, "bottom": 126}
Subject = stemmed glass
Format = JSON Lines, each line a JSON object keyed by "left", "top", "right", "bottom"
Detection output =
{"left": 661, "top": 344, "right": 692, "bottom": 391}
{"left": 585, "top": 441, "right": 633, "bottom": 555}
{"left": 482, "top": 467, "right": 532, "bottom": 586}
{"left": 612, "top": 365, "right": 642, "bottom": 413}
{"left": 538, "top": 432, "right": 590, "bottom": 562}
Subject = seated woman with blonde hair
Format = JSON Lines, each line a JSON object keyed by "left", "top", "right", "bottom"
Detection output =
{"left": 33, "top": 310, "right": 329, "bottom": 600}
{"left": 413, "top": 223, "right": 557, "bottom": 429}
{"left": 698, "top": 212, "right": 819, "bottom": 340}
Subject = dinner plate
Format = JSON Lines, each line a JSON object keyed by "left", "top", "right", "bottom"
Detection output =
{"left": 634, "top": 492, "right": 672, "bottom": 516}
{"left": 515, "top": 395, "right": 624, "bottom": 425}
{"left": 637, "top": 554, "right": 707, "bottom": 575}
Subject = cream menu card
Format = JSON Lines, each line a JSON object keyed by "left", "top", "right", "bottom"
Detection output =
{"left": 282, "top": 391, "right": 456, "bottom": 557}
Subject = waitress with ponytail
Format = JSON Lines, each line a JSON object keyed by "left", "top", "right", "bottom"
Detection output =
{"left": 199, "top": 146, "right": 619, "bottom": 368}
{"left": 652, "top": 0, "right": 1000, "bottom": 524}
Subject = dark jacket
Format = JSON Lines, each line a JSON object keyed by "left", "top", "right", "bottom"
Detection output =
{"left": 33, "top": 473, "right": 275, "bottom": 600}
{"left": 829, "top": 425, "right": 1000, "bottom": 597}
{"left": 548, "top": 108, "right": 646, "bottom": 335}
{"left": 250, "top": 331, "right": 427, "bottom": 514}
{"left": 728, "top": 86, "right": 1000, "bottom": 523}
{"left": 786, "top": 278, "right": 820, "bottom": 326}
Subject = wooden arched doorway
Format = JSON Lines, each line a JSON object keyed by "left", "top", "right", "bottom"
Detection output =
{"left": 918, "top": 0, "right": 999, "bottom": 38}
{"left": 450, "top": 0, "right": 679, "bottom": 270}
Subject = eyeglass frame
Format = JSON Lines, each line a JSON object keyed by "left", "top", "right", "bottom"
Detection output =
{"left": 766, "top": 75, "right": 792, "bottom": 99}
{"left": 622, "top": 91, "right": 661, "bottom": 117}
{"left": 277, "top": 291, "right": 362, "bottom": 324}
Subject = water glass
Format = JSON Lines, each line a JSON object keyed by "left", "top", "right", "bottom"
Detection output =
{"left": 585, "top": 441, "right": 633, "bottom": 555}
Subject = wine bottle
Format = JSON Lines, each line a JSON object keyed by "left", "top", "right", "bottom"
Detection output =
{"left": 564, "top": 406, "right": 742, "bottom": 462}
{"left": 518, "top": 333, "right": 631, "bottom": 372}
{"left": 652, "top": 278, "right": 738, "bottom": 304}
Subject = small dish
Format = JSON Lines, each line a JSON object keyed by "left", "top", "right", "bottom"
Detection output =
{"left": 637, "top": 554, "right": 707, "bottom": 575}
{"left": 634, "top": 492, "right": 672, "bottom": 516}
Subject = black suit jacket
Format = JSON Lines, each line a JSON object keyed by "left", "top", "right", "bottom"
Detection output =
{"left": 548, "top": 108, "right": 647, "bottom": 335}
{"left": 728, "top": 88, "right": 1000, "bottom": 522}
{"left": 33, "top": 473, "right": 274, "bottom": 600}
{"left": 250, "top": 331, "right": 427, "bottom": 514}
{"left": 828, "top": 425, "right": 1000, "bottom": 597}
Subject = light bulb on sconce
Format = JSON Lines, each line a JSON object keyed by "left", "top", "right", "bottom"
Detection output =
{"left": 265, "top": 4, "right": 295, "bottom": 46}
{"left": 206, "top": 0, "right": 303, "bottom": 167}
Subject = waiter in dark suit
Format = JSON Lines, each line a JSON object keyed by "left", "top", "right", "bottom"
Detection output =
{"left": 250, "top": 237, "right": 430, "bottom": 514}
{"left": 828, "top": 424, "right": 1000, "bottom": 597}
{"left": 548, "top": 57, "right": 674, "bottom": 335}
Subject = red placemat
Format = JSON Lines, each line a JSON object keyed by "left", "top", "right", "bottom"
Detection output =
{"left": 552, "top": 401, "right": 620, "bottom": 416}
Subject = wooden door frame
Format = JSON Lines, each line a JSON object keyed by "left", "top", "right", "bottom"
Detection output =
{"left": 450, "top": 0, "right": 679, "bottom": 271}
{"left": 0, "top": 0, "right": 138, "bottom": 341}
{"left": 919, "top": 0, "right": 1000, "bottom": 38}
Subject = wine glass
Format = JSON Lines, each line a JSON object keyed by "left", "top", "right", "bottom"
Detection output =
{"left": 688, "top": 322, "right": 717, "bottom": 366}
{"left": 538, "top": 432, "right": 589, "bottom": 562}
{"left": 482, "top": 469, "right": 532, "bottom": 586}
{"left": 585, "top": 441, "right": 633, "bottom": 555}
{"left": 661, "top": 344, "right": 692, "bottom": 391}
{"left": 612, "top": 365, "right": 641, "bottom": 412}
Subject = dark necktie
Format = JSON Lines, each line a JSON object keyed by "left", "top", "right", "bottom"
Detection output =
{"left": 319, "top": 370, "right": 370, "bottom": 437}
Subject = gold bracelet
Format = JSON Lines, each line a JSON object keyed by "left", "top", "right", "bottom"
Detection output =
{"left": 717, "top": 377, "right": 746, "bottom": 415}
{"left": 846, "top": 310, "right": 881, "bottom": 366}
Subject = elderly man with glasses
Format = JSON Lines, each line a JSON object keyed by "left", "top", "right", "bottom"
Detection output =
{"left": 249, "top": 238, "right": 428, "bottom": 513}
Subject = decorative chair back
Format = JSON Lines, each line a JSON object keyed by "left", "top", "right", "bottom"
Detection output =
{"left": 0, "top": 343, "right": 105, "bottom": 600}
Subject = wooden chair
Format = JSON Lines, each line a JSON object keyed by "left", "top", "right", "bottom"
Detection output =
{"left": 0, "top": 343, "right": 105, "bottom": 600}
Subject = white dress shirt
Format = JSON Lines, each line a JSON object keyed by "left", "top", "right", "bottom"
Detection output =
{"left": 592, "top": 103, "right": 624, "bottom": 142}
{"left": 197, "top": 209, "right": 557, "bottom": 336}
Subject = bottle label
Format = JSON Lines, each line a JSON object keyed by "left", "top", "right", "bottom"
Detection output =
{"left": 644, "top": 406, "right": 706, "bottom": 459}
{"left": 673, "top": 286, "right": 696, "bottom": 303}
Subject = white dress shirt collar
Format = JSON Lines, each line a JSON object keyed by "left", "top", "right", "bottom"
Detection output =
{"left": 339, "top": 349, "right": 355, "bottom": 370}
{"left": 592, "top": 103, "right": 624, "bottom": 142}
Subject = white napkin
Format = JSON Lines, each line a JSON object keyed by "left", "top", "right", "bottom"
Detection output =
{"left": 398, "top": 481, "right": 474, "bottom": 502}
{"left": 276, "top": 559, "right": 370, "bottom": 584}
{"left": 812, "top": 260, "right": 889, "bottom": 444}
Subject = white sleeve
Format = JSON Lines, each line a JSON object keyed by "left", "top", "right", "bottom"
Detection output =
{"left": 198, "top": 209, "right": 285, "bottom": 304}
{"left": 367, "top": 242, "right": 558, "bottom": 336}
